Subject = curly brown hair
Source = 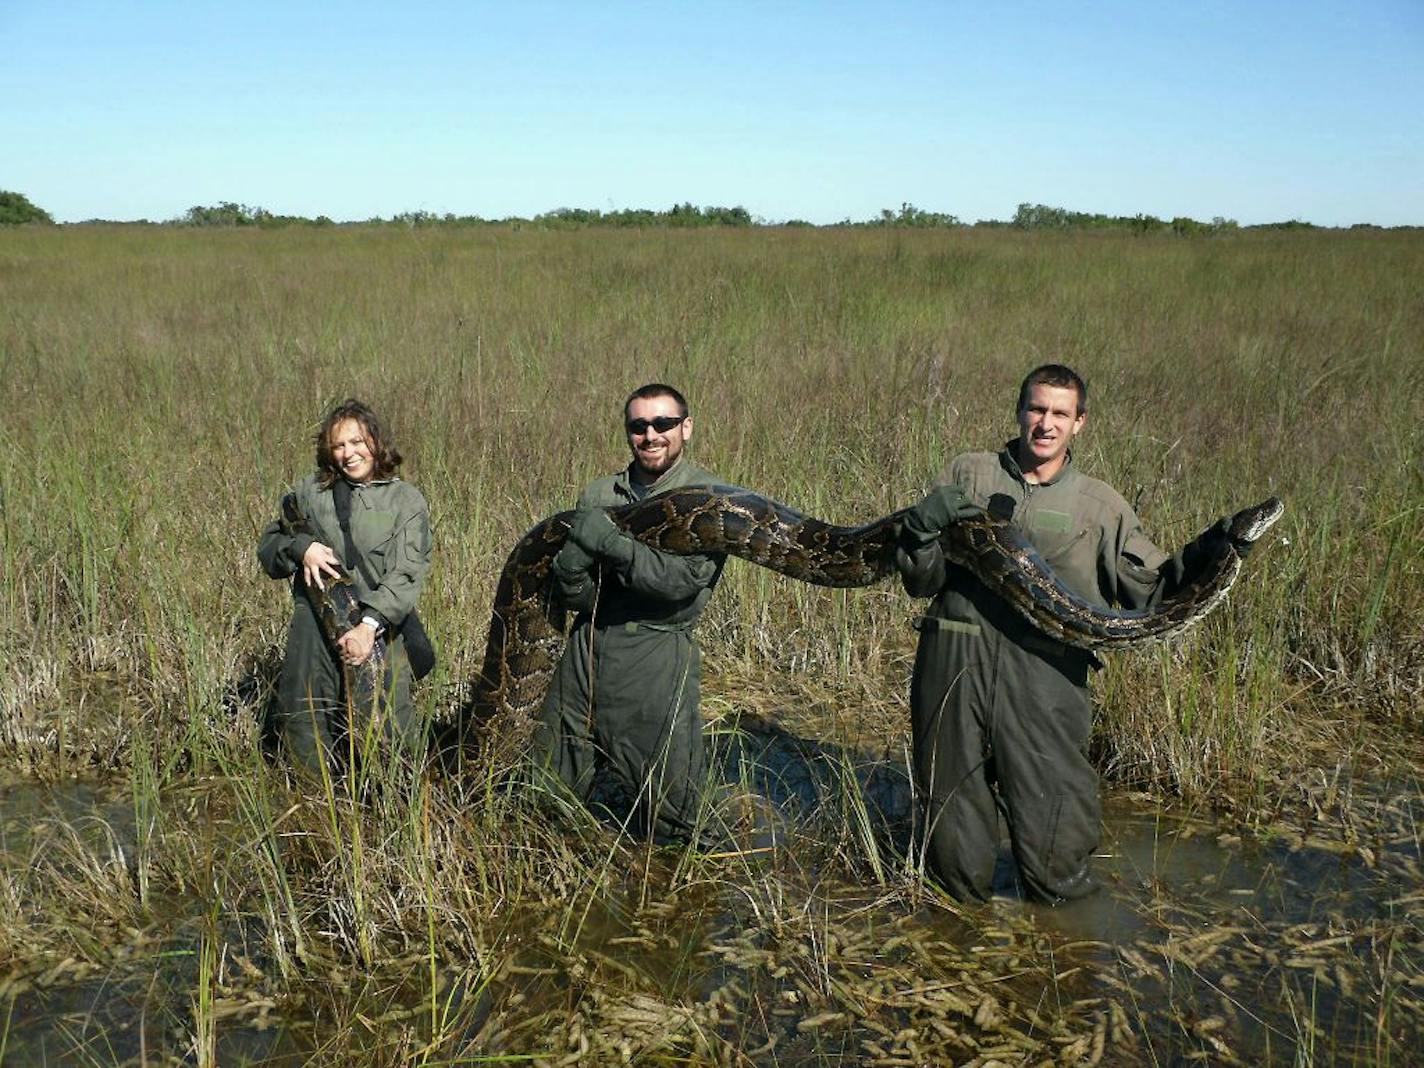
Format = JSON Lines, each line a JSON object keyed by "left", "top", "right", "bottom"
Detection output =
{"left": 314, "top": 398, "right": 403, "bottom": 488}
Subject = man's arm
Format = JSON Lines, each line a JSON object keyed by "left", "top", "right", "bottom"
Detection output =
{"left": 564, "top": 506, "right": 719, "bottom": 601}
{"left": 896, "top": 541, "right": 947, "bottom": 599}
{"left": 609, "top": 543, "right": 721, "bottom": 600}
{"left": 1110, "top": 510, "right": 1234, "bottom": 611}
{"left": 895, "top": 476, "right": 978, "bottom": 599}
{"left": 550, "top": 511, "right": 599, "bottom": 613}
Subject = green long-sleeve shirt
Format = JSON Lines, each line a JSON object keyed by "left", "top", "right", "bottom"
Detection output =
{"left": 552, "top": 457, "right": 724, "bottom": 628}
{"left": 257, "top": 473, "right": 432, "bottom": 628}
{"left": 898, "top": 444, "right": 1218, "bottom": 629}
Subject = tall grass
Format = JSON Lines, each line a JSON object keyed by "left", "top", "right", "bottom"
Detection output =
{"left": 1, "top": 224, "right": 1420, "bottom": 1061}
{"left": 11, "top": 224, "right": 1418, "bottom": 774}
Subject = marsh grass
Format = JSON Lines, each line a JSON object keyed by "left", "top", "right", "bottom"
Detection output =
{"left": 1, "top": 224, "right": 1421, "bottom": 1062}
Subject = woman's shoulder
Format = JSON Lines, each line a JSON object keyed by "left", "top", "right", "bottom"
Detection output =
{"left": 375, "top": 477, "right": 429, "bottom": 514}
{"left": 289, "top": 472, "right": 326, "bottom": 501}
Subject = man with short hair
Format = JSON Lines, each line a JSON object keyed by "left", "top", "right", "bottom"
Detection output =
{"left": 533, "top": 383, "right": 726, "bottom": 844}
{"left": 897, "top": 364, "right": 1238, "bottom": 903}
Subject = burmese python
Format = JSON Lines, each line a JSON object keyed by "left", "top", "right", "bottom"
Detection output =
{"left": 459, "top": 488, "right": 1283, "bottom": 733}
{"left": 279, "top": 495, "right": 388, "bottom": 703}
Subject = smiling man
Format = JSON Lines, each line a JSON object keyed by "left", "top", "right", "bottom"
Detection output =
{"left": 896, "top": 364, "right": 1240, "bottom": 904}
{"left": 531, "top": 383, "right": 726, "bottom": 845}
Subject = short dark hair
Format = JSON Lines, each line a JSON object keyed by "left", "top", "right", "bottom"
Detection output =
{"left": 623, "top": 382, "right": 689, "bottom": 420}
{"left": 1016, "top": 364, "right": 1087, "bottom": 416}
{"left": 315, "top": 398, "right": 403, "bottom": 487}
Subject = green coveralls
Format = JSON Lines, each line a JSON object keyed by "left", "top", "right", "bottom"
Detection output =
{"left": 257, "top": 473, "right": 433, "bottom": 776}
{"left": 897, "top": 444, "right": 1218, "bottom": 903}
{"left": 533, "top": 457, "right": 726, "bottom": 844}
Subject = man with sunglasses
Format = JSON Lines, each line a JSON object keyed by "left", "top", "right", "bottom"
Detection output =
{"left": 896, "top": 364, "right": 1245, "bottom": 905}
{"left": 532, "top": 383, "right": 726, "bottom": 846}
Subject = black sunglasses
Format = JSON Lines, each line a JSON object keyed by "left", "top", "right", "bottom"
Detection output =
{"left": 625, "top": 415, "right": 685, "bottom": 435}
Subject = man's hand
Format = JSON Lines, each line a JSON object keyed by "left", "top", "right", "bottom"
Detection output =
{"left": 302, "top": 542, "right": 344, "bottom": 591}
{"left": 568, "top": 507, "right": 630, "bottom": 561}
{"left": 903, "top": 484, "right": 980, "bottom": 543}
{"left": 555, "top": 524, "right": 596, "bottom": 573}
{"left": 336, "top": 621, "right": 377, "bottom": 666}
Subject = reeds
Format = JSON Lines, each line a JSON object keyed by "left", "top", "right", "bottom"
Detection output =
{"left": 1, "top": 223, "right": 1420, "bottom": 1062}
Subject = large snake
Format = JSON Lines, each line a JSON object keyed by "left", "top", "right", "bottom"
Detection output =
{"left": 458, "top": 488, "right": 1283, "bottom": 735}
{"left": 278, "top": 495, "right": 389, "bottom": 705}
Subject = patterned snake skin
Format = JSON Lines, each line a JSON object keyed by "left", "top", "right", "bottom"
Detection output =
{"left": 279, "top": 495, "right": 388, "bottom": 699}
{"left": 460, "top": 488, "right": 1283, "bottom": 733}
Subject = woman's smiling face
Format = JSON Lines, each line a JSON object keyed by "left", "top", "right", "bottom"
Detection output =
{"left": 329, "top": 418, "right": 375, "bottom": 483}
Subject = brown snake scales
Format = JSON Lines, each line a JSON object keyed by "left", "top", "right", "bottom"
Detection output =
{"left": 454, "top": 488, "right": 1283, "bottom": 739}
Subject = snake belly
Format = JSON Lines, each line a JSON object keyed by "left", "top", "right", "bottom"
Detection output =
{"left": 460, "top": 487, "right": 1283, "bottom": 732}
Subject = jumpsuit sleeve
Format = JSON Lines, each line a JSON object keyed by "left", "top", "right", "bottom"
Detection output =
{"left": 896, "top": 542, "right": 947, "bottom": 599}
{"left": 548, "top": 487, "right": 604, "bottom": 612}
{"left": 609, "top": 545, "right": 721, "bottom": 601}
{"left": 1109, "top": 508, "right": 1228, "bottom": 610}
{"left": 550, "top": 482, "right": 720, "bottom": 605}
{"left": 359, "top": 488, "right": 433, "bottom": 626}
{"left": 256, "top": 490, "right": 314, "bottom": 580}
{"left": 894, "top": 461, "right": 966, "bottom": 599}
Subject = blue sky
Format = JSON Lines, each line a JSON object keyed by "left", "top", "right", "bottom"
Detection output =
{"left": 3, "top": 1, "right": 1420, "bottom": 225}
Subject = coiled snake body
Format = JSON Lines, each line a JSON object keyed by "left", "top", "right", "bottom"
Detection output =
{"left": 460, "top": 488, "right": 1283, "bottom": 732}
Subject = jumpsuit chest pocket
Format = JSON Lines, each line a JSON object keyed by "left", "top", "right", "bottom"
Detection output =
{"left": 351, "top": 510, "right": 398, "bottom": 568}
{"left": 1025, "top": 508, "right": 1087, "bottom": 565}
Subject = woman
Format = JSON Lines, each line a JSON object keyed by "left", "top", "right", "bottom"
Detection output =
{"left": 257, "top": 399, "right": 433, "bottom": 777}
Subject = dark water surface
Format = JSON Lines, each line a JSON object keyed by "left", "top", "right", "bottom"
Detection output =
{"left": 2, "top": 723, "right": 1419, "bottom": 1065}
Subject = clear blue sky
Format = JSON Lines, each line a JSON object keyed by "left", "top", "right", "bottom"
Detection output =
{"left": 4, "top": 1, "right": 1420, "bottom": 225}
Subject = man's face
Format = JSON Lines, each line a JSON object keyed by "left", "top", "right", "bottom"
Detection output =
{"left": 1016, "top": 383, "right": 1085, "bottom": 470}
{"left": 625, "top": 394, "right": 692, "bottom": 480}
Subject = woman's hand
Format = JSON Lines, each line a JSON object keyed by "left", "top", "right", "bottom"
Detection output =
{"left": 301, "top": 542, "right": 344, "bottom": 590}
{"left": 337, "top": 622, "right": 377, "bottom": 666}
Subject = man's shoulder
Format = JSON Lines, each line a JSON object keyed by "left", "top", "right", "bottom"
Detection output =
{"left": 946, "top": 451, "right": 1000, "bottom": 476}
{"left": 667, "top": 459, "right": 719, "bottom": 489}
{"left": 936, "top": 451, "right": 1003, "bottom": 489}
{"left": 576, "top": 473, "right": 625, "bottom": 508}
{"left": 1066, "top": 470, "right": 1134, "bottom": 518}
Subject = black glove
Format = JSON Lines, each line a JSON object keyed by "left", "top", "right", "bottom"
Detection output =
{"left": 902, "top": 484, "right": 980, "bottom": 545}
{"left": 553, "top": 533, "right": 595, "bottom": 574}
{"left": 568, "top": 506, "right": 634, "bottom": 564}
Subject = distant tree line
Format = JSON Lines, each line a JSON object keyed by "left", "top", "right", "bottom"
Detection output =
{"left": 164, "top": 201, "right": 754, "bottom": 230}
{"left": 179, "top": 202, "right": 335, "bottom": 228}
{"left": 1006, "top": 202, "right": 1243, "bottom": 235}
{"left": 1, "top": 189, "right": 1416, "bottom": 233}
{"left": 0, "top": 190, "right": 54, "bottom": 225}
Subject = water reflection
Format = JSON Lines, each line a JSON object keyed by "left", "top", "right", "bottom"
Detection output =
{"left": 2, "top": 728, "right": 1419, "bottom": 1065}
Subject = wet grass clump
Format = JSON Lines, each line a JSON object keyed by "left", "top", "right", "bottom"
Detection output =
{"left": 1, "top": 224, "right": 1421, "bottom": 1063}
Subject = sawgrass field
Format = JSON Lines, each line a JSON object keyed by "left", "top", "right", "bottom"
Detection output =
{"left": 0, "top": 223, "right": 1420, "bottom": 1064}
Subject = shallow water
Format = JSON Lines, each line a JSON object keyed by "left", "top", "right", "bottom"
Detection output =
{"left": 1, "top": 728, "right": 1419, "bottom": 1065}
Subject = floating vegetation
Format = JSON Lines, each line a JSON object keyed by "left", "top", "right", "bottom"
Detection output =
{"left": 2, "top": 225, "right": 1421, "bottom": 1062}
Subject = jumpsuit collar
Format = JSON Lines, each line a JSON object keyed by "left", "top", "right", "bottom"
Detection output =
{"left": 333, "top": 475, "right": 397, "bottom": 491}
{"left": 999, "top": 440, "right": 1075, "bottom": 489}
{"left": 617, "top": 455, "right": 687, "bottom": 501}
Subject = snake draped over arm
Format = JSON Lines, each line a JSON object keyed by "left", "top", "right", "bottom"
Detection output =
{"left": 455, "top": 486, "right": 1283, "bottom": 739}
